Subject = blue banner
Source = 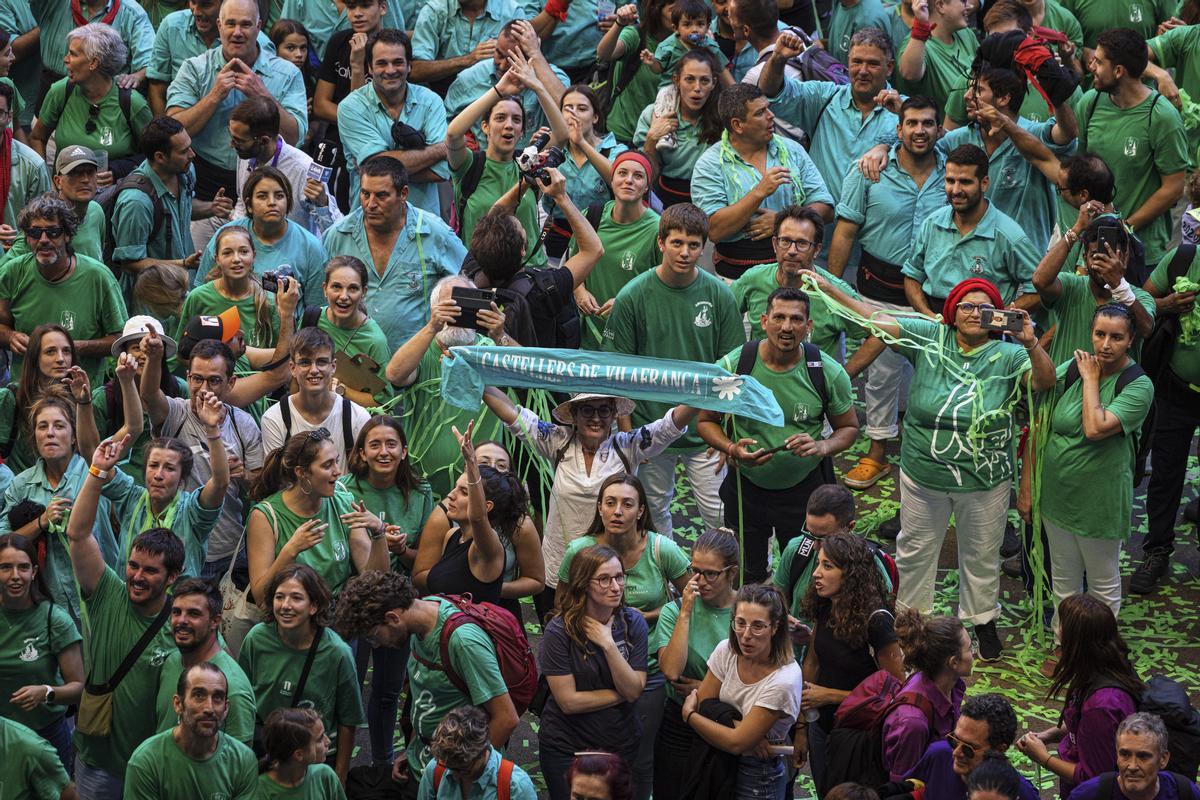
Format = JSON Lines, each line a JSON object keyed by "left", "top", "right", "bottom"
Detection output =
{"left": 439, "top": 347, "right": 784, "bottom": 426}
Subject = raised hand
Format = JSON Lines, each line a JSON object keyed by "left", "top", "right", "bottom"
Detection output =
{"left": 63, "top": 366, "right": 92, "bottom": 404}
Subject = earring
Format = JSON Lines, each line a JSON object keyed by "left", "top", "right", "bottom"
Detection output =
{"left": 299, "top": 476, "right": 314, "bottom": 496}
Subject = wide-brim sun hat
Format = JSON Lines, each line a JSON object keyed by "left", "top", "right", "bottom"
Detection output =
{"left": 112, "top": 315, "right": 178, "bottom": 358}
{"left": 551, "top": 393, "right": 637, "bottom": 424}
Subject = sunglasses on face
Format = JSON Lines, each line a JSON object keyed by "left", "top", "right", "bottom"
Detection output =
{"left": 575, "top": 404, "right": 615, "bottom": 420}
{"left": 946, "top": 732, "right": 981, "bottom": 760}
{"left": 24, "top": 226, "right": 65, "bottom": 240}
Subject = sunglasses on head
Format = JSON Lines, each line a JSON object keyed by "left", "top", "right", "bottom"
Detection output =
{"left": 84, "top": 103, "right": 100, "bottom": 135}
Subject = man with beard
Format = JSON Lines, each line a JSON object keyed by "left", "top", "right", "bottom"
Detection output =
{"left": 1073, "top": 27, "right": 1187, "bottom": 267}
{"left": 337, "top": 29, "right": 449, "bottom": 215}
{"left": 698, "top": 285, "right": 860, "bottom": 585}
{"left": 903, "top": 694, "right": 1040, "bottom": 800}
{"left": 902, "top": 143, "right": 1040, "bottom": 316}
{"left": 1061, "top": 713, "right": 1200, "bottom": 800}
{"left": 0, "top": 145, "right": 102, "bottom": 266}
{"left": 0, "top": 193, "right": 126, "bottom": 384}
{"left": 67, "top": 436, "right": 183, "bottom": 800}
{"left": 229, "top": 97, "right": 342, "bottom": 236}
{"left": 166, "top": 0, "right": 308, "bottom": 252}
{"left": 322, "top": 156, "right": 466, "bottom": 353}
{"left": 731, "top": 204, "right": 883, "bottom": 371}
{"left": 153, "top": 579, "right": 256, "bottom": 745}
{"left": 692, "top": 83, "right": 833, "bottom": 280}
{"left": 125, "top": 663, "right": 257, "bottom": 800}
{"left": 829, "top": 96, "right": 948, "bottom": 491}
{"left": 758, "top": 28, "right": 901, "bottom": 207}
{"left": 385, "top": 274, "right": 514, "bottom": 496}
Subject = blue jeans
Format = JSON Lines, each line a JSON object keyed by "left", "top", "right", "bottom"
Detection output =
{"left": 736, "top": 755, "right": 787, "bottom": 800}
{"left": 38, "top": 716, "right": 73, "bottom": 774}
{"left": 75, "top": 757, "right": 123, "bottom": 800}
{"left": 355, "top": 638, "right": 410, "bottom": 763}
{"left": 807, "top": 719, "right": 830, "bottom": 790}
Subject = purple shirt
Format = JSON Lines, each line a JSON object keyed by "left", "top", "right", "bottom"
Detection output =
{"left": 1068, "top": 772, "right": 1200, "bottom": 800}
{"left": 881, "top": 672, "right": 965, "bottom": 781}
{"left": 1058, "top": 687, "right": 1139, "bottom": 796}
{"left": 906, "top": 741, "right": 1041, "bottom": 800}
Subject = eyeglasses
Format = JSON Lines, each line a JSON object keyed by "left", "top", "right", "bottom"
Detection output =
{"left": 293, "top": 357, "right": 334, "bottom": 370}
{"left": 591, "top": 573, "right": 627, "bottom": 589}
{"left": 84, "top": 103, "right": 100, "bottom": 135}
{"left": 955, "top": 301, "right": 995, "bottom": 316}
{"left": 774, "top": 236, "right": 817, "bottom": 252}
{"left": 187, "top": 373, "right": 226, "bottom": 388}
{"left": 0, "top": 107, "right": 11, "bottom": 120}
{"left": 689, "top": 565, "right": 729, "bottom": 582}
{"left": 24, "top": 226, "right": 65, "bottom": 240}
{"left": 732, "top": 618, "right": 773, "bottom": 636}
{"left": 575, "top": 404, "right": 615, "bottom": 420}
{"left": 946, "top": 733, "right": 982, "bottom": 760}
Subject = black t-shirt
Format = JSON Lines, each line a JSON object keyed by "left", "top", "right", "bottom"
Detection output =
{"left": 318, "top": 29, "right": 356, "bottom": 104}
{"left": 813, "top": 606, "right": 897, "bottom": 731}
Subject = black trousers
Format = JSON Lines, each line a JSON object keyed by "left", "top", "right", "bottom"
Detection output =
{"left": 1143, "top": 374, "right": 1200, "bottom": 555}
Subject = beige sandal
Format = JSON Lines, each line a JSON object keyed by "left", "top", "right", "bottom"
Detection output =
{"left": 843, "top": 457, "right": 891, "bottom": 489}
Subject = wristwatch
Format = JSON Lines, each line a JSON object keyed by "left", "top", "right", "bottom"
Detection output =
{"left": 43, "top": 686, "right": 55, "bottom": 704}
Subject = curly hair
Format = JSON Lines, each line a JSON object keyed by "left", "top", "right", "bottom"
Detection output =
{"left": 894, "top": 609, "right": 965, "bottom": 678}
{"left": 332, "top": 570, "right": 418, "bottom": 641}
{"left": 18, "top": 194, "right": 79, "bottom": 240}
{"left": 800, "top": 533, "right": 891, "bottom": 649}
{"left": 430, "top": 706, "right": 491, "bottom": 771}
{"left": 557, "top": 545, "right": 625, "bottom": 653}
{"left": 262, "top": 564, "right": 333, "bottom": 628}
{"left": 961, "top": 694, "right": 1018, "bottom": 749}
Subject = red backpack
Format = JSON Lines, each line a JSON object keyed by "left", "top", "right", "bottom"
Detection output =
{"left": 414, "top": 595, "right": 539, "bottom": 716}
{"left": 433, "top": 759, "right": 514, "bottom": 800}
{"left": 818, "top": 670, "right": 936, "bottom": 796}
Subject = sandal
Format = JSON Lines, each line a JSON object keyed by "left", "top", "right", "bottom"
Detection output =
{"left": 843, "top": 457, "right": 891, "bottom": 489}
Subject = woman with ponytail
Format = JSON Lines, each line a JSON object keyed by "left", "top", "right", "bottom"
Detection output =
{"left": 179, "top": 226, "right": 281, "bottom": 351}
{"left": 412, "top": 421, "right": 529, "bottom": 607}
{"left": 256, "top": 707, "right": 346, "bottom": 798}
{"left": 246, "top": 428, "right": 389, "bottom": 606}
{"left": 883, "top": 611, "right": 974, "bottom": 781}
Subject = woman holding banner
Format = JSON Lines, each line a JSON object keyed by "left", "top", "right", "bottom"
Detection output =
{"left": 481, "top": 388, "right": 695, "bottom": 623}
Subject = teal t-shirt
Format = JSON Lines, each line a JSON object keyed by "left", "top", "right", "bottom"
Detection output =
{"left": 654, "top": 597, "right": 733, "bottom": 704}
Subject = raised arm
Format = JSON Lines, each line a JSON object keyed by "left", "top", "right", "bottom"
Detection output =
{"left": 802, "top": 269, "right": 902, "bottom": 339}
{"left": 456, "top": 421, "right": 506, "bottom": 577}
{"left": 192, "top": 391, "right": 230, "bottom": 509}
{"left": 975, "top": 101, "right": 1063, "bottom": 184}
{"left": 758, "top": 31, "right": 803, "bottom": 98}
{"left": 1033, "top": 204, "right": 1099, "bottom": 304}
{"left": 1075, "top": 351, "right": 1128, "bottom": 440}
{"left": 597, "top": 5, "right": 639, "bottom": 61}
{"left": 481, "top": 386, "right": 521, "bottom": 425}
{"left": 68, "top": 367, "right": 102, "bottom": 462}
{"left": 897, "top": 1, "right": 930, "bottom": 82}
{"left": 67, "top": 435, "right": 133, "bottom": 597}
{"left": 542, "top": 169, "right": 603, "bottom": 287}
{"left": 384, "top": 299, "right": 460, "bottom": 386}
{"left": 138, "top": 325, "right": 171, "bottom": 429}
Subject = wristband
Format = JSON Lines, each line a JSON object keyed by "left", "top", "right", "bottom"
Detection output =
{"left": 88, "top": 465, "right": 110, "bottom": 480}
{"left": 205, "top": 432, "right": 223, "bottom": 441}
{"left": 686, "top": 710, "right": 697, "bottom": 725}
{"left": 543, "top": 0, "right": 570, "bottom": 22}
{"left": 910, "top": 18, "right": 935, "bottom": 41}
{"left": 1063, "top": 229, "right": 1080, "bottom": 245}
{"left": 1110, "top": 278, "right": 1136, "bottom": 306}
{"left": 492, "top": 86, "right": 503, "bottom": 100}
{"left": 369, "top": 522, "right": 386, "bottom": 541}
{"left": 76, "top": 398, "right": 92, "bottom": 405}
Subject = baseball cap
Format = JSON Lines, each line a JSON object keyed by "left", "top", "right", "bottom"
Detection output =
{"left": 177, "top": 307, "right": 242, "bottom": 360}
{"left": 55, "top": 145, "right": 99, "bottom": 175}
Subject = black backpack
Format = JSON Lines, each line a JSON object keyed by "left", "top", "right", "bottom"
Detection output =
{"left": 590, "top": 36, "right": 644, "bottom": 120}
{"left": 100, "top": 172, "right": 172, "bottom": 274}
{"left": 279, "top": 396, "right": 355, "bottom": 458}
{"left": 1089, "top": 675, "right": 1200, "bottom": 783}
{"left": 1141, "top": 243, "right": 1196, "bottom": 382}
{"left": 495, "top": 268, "right": 581, "bottom": 349}
{"left": 734, "top": 339, "right": 828, "bottom": 414}
{"left": 1062, "top": 359, "right": 1154, "bottom": 486}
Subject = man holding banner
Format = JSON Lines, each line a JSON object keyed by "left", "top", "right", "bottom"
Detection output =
{"left": 698, "top": 286, "right": 861, "bottom": 585}
{"left": 602, "top": 204, "right": 746, "bottom": 537}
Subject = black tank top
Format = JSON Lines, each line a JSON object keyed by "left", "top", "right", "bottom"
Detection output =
{"left": 426, "top": 528, "right": 503, "bottom": 605}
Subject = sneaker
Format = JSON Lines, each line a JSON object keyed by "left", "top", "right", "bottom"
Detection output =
{"left": 876, "top": 514, "right": 901, "bottom": 541}
{"left": 1000, "top": 522, "right": 1021, "bottom": 558}
{"left": 1185, "top": 497, "right": 1199, "bottom": 525}
{"left": 1001, "top": 553, "right": 1022, "bottom": 579}
{"left": 1130, "top": 551, "right": 1171, "bottom": 595}
{"left": 975, "top": 621, "right": 1003, "bottom": 662}
{"left": 656, "top": 132, "right": 678, "bottom": 149}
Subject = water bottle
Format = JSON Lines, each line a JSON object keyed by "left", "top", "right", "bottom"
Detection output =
{"left": 597, "top": 0, "right": 616, "bottom": 22}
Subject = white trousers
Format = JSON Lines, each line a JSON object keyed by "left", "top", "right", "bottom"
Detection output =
{"left": 639, "top": 449, "right": 726, "bottom": 537}
{"left": 1044, "top": 518, "right": 1123, "bottom": 632}
{"left": 896, "top": 471, "right": 1010, "bottom": 625}
{"left": 863, "top": 300, "right": 914, "bottom": 441}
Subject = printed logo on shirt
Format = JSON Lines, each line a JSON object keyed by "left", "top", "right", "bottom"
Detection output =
{"left": 150, "top": 647, "right": 170, "bottom": 667}
{"left": 840, "top": 33, "right": 851, "bottom": 53}
{"left": 60, "top": 310, "right": 76, "bottom": 331}
{"left": 970, "top": 256, "right": 987, "bottom": 275}
{"left": 333, "top": 539, "right": 348, "bottom": 561}
{"left": 281, "top": 680, "right": 294, "bottom": 696}
{"left": 693, "top": 301, "right": 713, "bottom": 328}
{"left": 793, "top": 402, "right": 810, "bottom": 423}
{"left": 1129, "top": 5, "right": 1143, "bottom": 22}
{"left": 999, "top": 166, "right": 1018, "bottom": 189}
{"left": 1124, "top": 137, "right": 1139, "bottom": 157}
{"left": 98, "top": 127, "right": 114, "bottom": 147}
{"left": 211, "top": 794, "right": 230, "bottom": 800}
{"left": 621, "top": 251, "right": 636, "bottom": 272}
{"left": 19, "top": 637, "right": 40, "bottom": 662}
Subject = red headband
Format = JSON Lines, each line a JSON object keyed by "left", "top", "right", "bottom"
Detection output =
{"left": 612, "top": 150, "right": 654, "bottom": 194}
{"left": 942, "top": 278, "right": 1004, "bottom": 325}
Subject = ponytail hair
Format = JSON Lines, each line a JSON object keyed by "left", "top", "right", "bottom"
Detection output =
{"left": 251, "top": 429, "right": 332, "bottom": 501}
{"left": 258, "top": 707, "right": 321, "bottom": 773}
{"left": 479, "top": 465, "right": 527, "bottom": 546}
{"left": 693, "top": 527, "right": 740, "bottom": 585}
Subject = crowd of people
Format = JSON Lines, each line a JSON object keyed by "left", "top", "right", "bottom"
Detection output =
{"left": 0, "top": 0, "right": 1199, "bottom": 798}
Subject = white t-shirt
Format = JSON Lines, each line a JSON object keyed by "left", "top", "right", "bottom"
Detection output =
{"left": 707, "top": 639, "right": 804, "bottom": 742}
{"left": 260, "top": 394, "right": 371, "bottom": 469}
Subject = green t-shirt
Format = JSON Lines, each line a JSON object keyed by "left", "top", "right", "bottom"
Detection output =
{"left": 730, "top": 263, "right": 863, "bottom": 354}
{"left": 559, "top": 532, "right": 689, "bottom": 672}
{"left": 1057, "top": 0, "right": 1173, "bottom": 48}
{"left": 569, "top": 201, "right": 662, "bottom": 344}
{"left": 316, "top": 309, "right": 395, "bottom": 406}
{"left": 1044, "top": 273, "right": 1156, "bottom": 367}
{"left": 0, "top": 253, "right": 128, "bottom": 384}
{"left": 337, "top": 474, "right": 435, "bottom": 573}
{"left": 0, "top": 716, "right": 70, "bottom": 800}
{"left": 715, "top": 345, "right": 855, "bottom": 490}
{"left": 236, "top": 623, "right": 365, "bottom": 756}
{"left": 1148, "top": 246, "right": 1200, "bottom": 385}
{"left": 0, "top": 601, "right": 81, "bottom": 731}
{"left": 654, "top": 597, "right": 732, "bottom": 704}
{"left": 125, "top": 729, "right": 258, "bottom": 800}
{"left": 74, "top": 568, "right": 177, "bottom": 777}
{"left": 1074, "top": 89, "right": 1191, "bottom": 265}
{"left": 1149, "top": 24, "right": 1200, "bottom": 164}
{"left": 37, "top": 77, "right": 153, "bottom": 160}
{"left": 154, "top": 649, "right": 258, "bottom": 744}
{"left": 254, "top": 764, "right": 347, "bottom": 800}
{"left": 0, "top": 200, "right": 105, "bottom": 268}
{"left": 1040, "top": 360, "right": 1153, "bottom": 539}
{"left": 253, "top": 487, "right": 357, "bottom": 596}
{"left": 608, "top": 27, "right": 662, "bottom": 144}
{"left": 452, "top": 154, "right": 546, "bottom": 269}
{"left": 894, "top": 317, "right": 1031, "bottom": 493}
{"left": 893, "top": 28, "right": 978, "bottom": 113}
{"left": 602, "top": 268, "right": 745, "bottom": 450}
{"left": 0, "top": 386, "right": 36, "bottom": 474}
{"left": 178, "top": 282, "right": 282, "bottom": 350}
{"left": 406, "top": 598, "right": 510, "bottom": 774}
